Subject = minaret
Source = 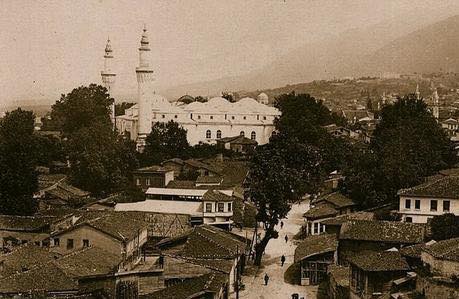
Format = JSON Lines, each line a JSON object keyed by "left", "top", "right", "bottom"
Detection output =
{"left": 415, "top": 84, "right": 420, "bottom": 100}
{"left": 101, "top": 38, "right": 116, "bottom": 126}
{"left": 432, "top": 88, "right": 440, "bottom": 120}
{"left": 136, "top": 25, "right": 155, "bottom": 151}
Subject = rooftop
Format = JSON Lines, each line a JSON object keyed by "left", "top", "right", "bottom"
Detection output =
{"left": 217, "top": 135, "right": 258, "bottom": 145}
{"left": 195, "top": 175, "right": 223, "bottom": 185}
{"left": 340, "top": 220, "right": 425, "bottom": 244}
{"left": 294, "top": 234, "right": 338, "bottom": 262}
{"left": 328, "top": 265, "right": 350, "bottom": 287}
{"left": 315, "top": 192, "right": 355, "bottom": 208}
{"left": 0, "top": 215, "right": 56, "bottom": 232}
{"left": 398, "top": 176, "right": 459, "bottom": 199}
{"left": 134, "top": 165, "right": 171, "bottom": 173}
{"left": 348, "top": 251, "right": 410, "bottom": 272}
{"left": 423, "top": 237, "right": 459, "bottom": 262}
{"left": 321, "top": 211, "right": 375, "bottom": 226}
{"left": 303, "top": 204, "right": 338, "bottom": 220}
{"left": 202, "top": 190, "right": 233, "bottom": 202}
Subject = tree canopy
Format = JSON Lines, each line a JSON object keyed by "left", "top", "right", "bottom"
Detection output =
{"left": 430, "top": 213, "right": 459, "bottom": 241}
{"left": 0, "top": 109, "right": 38, "bottom": 215}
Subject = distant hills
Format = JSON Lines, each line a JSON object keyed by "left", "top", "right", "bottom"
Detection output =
{"left": 165, "top": 14, "right": 459, "bottom": 98}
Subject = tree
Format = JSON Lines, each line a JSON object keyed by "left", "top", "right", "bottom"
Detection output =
{"left": 371, "top": 95, "right": 456, "bottom": 201}
{"left": 33, "top": 134, "right": 65, "bottom": 166}
{"left": 195, "top": 96, "right": 207, "bottom": 103}
{"left": 222, "top": 92, "right": 236, "bottom": 103}
{"left": 50, "top": 84, "right": 113, "bottom": 135}
{"left": 66, "top": 122, "right": 138, "bottom": 197}
{"left": 430, "top": 213, "right": 459, "bottom": 241}
{"left": 246, "top": 138, "right": 323, "bottom": 265}
{"left": 142, "top": 121, "right": 190, "bottom": 165}
{"left": 0, "top": 109, "right": 38, "bottom": 215}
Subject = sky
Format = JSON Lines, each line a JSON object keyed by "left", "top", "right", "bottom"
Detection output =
{"left": 1, "top": 0, "right": 459, "bottom": 107}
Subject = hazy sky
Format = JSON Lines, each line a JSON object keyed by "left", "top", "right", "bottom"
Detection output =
{"left": 1, "top": 0, "right": 459, "bottom": 107}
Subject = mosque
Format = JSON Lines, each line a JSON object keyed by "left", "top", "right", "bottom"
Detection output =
{"left": 101, "top": 26, "right": 280, "bottom": 150}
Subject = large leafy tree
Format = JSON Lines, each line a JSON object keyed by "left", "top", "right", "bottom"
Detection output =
{"left": 0, "top": 109, "right": 38, "bottom": 215}
{"left": 430, "top": 213, "right": 459, "bottom": 241}
{"left": 51, "top": 84, "right": 113, "bottom": 135}
{"left": 246, "top": 137, "right": 323, "bottom": 265}
{"left": 142, "top": 121, "right": 190, "bottom": 165}
{"left": 66, "top": 122, "right": 138, "bottom": 196}
{"left": 371, "top": 95, "right": 456, "bottom": 200}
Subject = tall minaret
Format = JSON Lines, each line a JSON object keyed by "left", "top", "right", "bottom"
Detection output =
{"left": 101, "top": 38, "right": 116, "bottom": 126}
{"left": 415, "top": 84, "right": 420, "bottom": 100}
{"left": 136, "top": 25, "right": 154, "bottom": 151}
{"left": 432, "top": 88, "right": 440, "bottom": 120}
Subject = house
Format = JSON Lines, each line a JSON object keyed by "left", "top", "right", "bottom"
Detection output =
{"left": 183, "top": 159, "right": 222, "bottom": 177}
{"left": 133, "top": 165, "right": 174, "bottom": 191}
{"left": 216, "top": 135, "right": 257, "bottom": 154}
{"left": 303, "top": 192, "right": 355, "bottom": 236}
{"left": 145, "top": 272, "right": 228, "bottom": 299}
{"left": 398, "top": 176, "right": 459, "bottom": 223}
{"left": 116, "top": 188, "right": 234, "bottom": 229}
{"left": 416, "top": 238, "right": 459, "bottom": 298}
{"left": 294, "top": 233, "right": 338, "bottom": 285}
{"left": 195, "top": 175, "right": 223, "bottom": 187}
{"left": 322, "top": 212, "right": 375, "bottom": 236}
{"left": 162, "top": 158, "right": 185, "bottom": 178}
{"left": 0, "top": 215, "right": 56, "bottom": 249}
{"left": 348, "top": 251, "right": 410, "bottom": 299}
{"left": 338, "top": 220, "right": 426, "bottom": 265}
{"left": 156, "top": 225, "right": 250, "bottom": 297}
{"left": 50, "top": 211, "right": 148, "bottom": 270}
{"left": 421, "top": 237, "right": 459, "bottom": 277}
{"left": 441, "top": 118, "right": 459, "bottom": 136}
{"left": 42, "top": 181, "right": 91, "bottom": 210}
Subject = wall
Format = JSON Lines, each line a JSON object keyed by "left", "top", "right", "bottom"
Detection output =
{"left": 399, "top": 196, "right": 459, "bottom": 223}
{"left": 0, "top": 231, "right": 49, "bottom": 248}
{"left": 416, "top": 275, "right": 459, "bottom": 299}
{"left": 421, "top": 252, "right": 459, "bottom": 278}
{"left": 51, "top": 225, "right": 122, "bottom": 256}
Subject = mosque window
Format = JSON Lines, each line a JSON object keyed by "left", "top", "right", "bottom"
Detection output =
{"left": 198, "top": 115, "right": 201, "bottom": 119}
{"left": 210, "top": 116, "right": 213, "bottom": 120}
{"left": 263, "top": 116, "right": 267, "bottom": 120}
{"left": 162, "top": 115, "right": 165, "bottom": 118}
{"left": 216, "top": 130, "right": 222, "bottom": 139}
{"left": 240, "top": 131, "right": 245, "bottom": 137}
{"left": 251, "top": 131, "right": 256, "bottom": 140}
{"left": 243, "top": 116, "right": 246, "bottom": 120}
{"left": 174, "top": 115, "right": 178, "bottom": 118}
{"left": 206, "top": 130, "right": 211, "bottom": 139}
{"left": 232, "top": 116, "right": 235, "bottom": 120}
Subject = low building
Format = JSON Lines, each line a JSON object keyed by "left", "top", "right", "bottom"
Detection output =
{"left": 303, "top": 192, "right": 355, "bottom": 236}
{"left": 441, "top": 118, "right": 459, "bottom": 136}
{"left": 322, "top": 212, "right": 375, "bottom": 236}
{"left": 116, "top": 188, "right": 234, "bottom": 229}
{"left": 338, "top": 220, "right": 426, "bottom": 265}
{"left": 50, "top": 212, "right": 148, "bottom": 270}
{"left": 294, "top": 234, "right": 338, "bottom": 285}
{"left": 0, "top": 215, "right": 56, "bottom": 249}
{"left": 216, "top": 135, "right": 257, "bottom": 154}
{"left": 348, "top": 251, "right": 410, "bottom": 299}
{"left": 421, "top": 237, "right": 459, "bottom": 278}
{"left": 42, "top": 181, "right": 91, "bottom": 210}
{"left": 398, "top": 176, "right": 459, "bottom": 223}
{"left": 133, "top": 165, "right": 174, "bottom": 191}
{"left": 156, "top": 225, "right": 250, "bottom": 297}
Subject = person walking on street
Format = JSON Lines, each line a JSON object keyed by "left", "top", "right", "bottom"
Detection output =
{"left": 281, "top": 255, "right": 286, "bottom": 266}
{"left": 264, "top": 273, "right": 270, "bottom": 286}
{"left": 280, "top": 221, "right": 284, "bottom": 229}
{"left": 285, "top": 234, "right": 288, "bottom": 243}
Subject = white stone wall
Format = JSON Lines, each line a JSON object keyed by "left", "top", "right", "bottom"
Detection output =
{"left": 399, "top": 196, "right": 459, "bottom": 223}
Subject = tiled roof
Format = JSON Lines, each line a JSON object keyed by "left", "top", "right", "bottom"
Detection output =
{"left": 315, "top": 192, "right": 355, "bottom": 208}
{"left": 55, "top": 246, "right": 120, "bottom": 278}
{"left": 217, "top": 135, "right": 257, "bottom": 145}
{"left": 202, "top": 190, "right": 233, "bottom": 202}
{"left": 162, "top": 158, "right": 184, "bottom": 166}
{"left": 0, "top": 262, "right": 78, "bottom": 293}
{"left": 423, "top": 237, "right": 459, "bottom": 262}
{"left": 205, "top": 160, "right": 249, "bottom": 187}
{"left": 162, "top": 256, "right": 212, "bottom": 279}
{"left": 328, "top": 265, "right": 349, "bottom": 287}
{"left": 166, "top": 180, "right": 197, "bottom": 189}
{"left": 398, "top": 176, "right": 459, "bottom": 199}
{"left": 400, "top": 243, "right": 427, "bottom": 259}
{"left": 303, "top": 204, "right": 338, "bottom": 220}
{"left": 348, "top": 251, "right": 409, "bottom": 272}
{"left": 294, "top": 234, "right": 338, "bottom": 262}
{"left": 184, "top": 159, "right": 222, "bottom": 174}
{"left": 340, "top": 220, "right": 425, "bottom": 244}
{"left": 145, "top": 273, "right": 227, "bottom": 299}
{"left": 38, "top": 174, "right": 66, "bottom": 191}
{"left": 0, "top": 244, "right": 60, "bottom": 278}
{"left": 0, "top": 215, "right": 55, "bottom": 232}
{"left": 321, "top": 212, "right": 375, "bottom": 226}
{"left": 438, "top": 168, "right": 459, "bottom": 177}
{"left": 196, "top": 175, "right": 222, "bottom": 185}
{"left": 53, "top": 211, "right": 148, "bottom": 242}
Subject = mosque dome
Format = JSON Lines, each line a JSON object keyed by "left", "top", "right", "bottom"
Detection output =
{"left": 257, "top": 92, "right": 269, "bottom": 104}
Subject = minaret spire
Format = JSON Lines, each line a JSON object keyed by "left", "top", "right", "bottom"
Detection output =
{"left": 101, "top": 37, "right": 116, "bottom": 127}
{"left": 432, "top": 87, "right": 440, "bottom": 120}
{"left": 415, "top": 84, "right": 420, "bottom": 100}
{"left": 136, "top": 25, "right": 155, "bottom": 152}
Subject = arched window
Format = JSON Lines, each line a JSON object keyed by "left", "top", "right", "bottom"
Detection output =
{"left": 206, "top": 130, "right": 211, "bottom": 139}
{"left": 216, "top": 130, "right": 222, "bottom": 139}
{"left": 251, "top": 131, "right": 256, "bottom": 140}
{"left": 240, "top": 131, "right": 245, "bottom": 137}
